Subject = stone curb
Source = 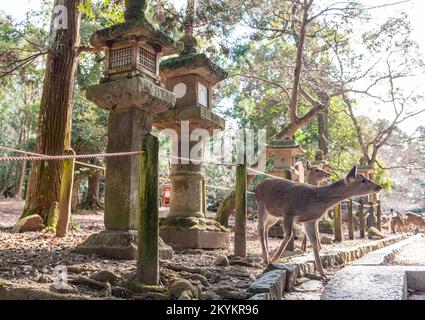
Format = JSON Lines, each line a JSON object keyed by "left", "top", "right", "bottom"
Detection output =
{"left": 247, "top": 235, "right": 408, "bottom": 300}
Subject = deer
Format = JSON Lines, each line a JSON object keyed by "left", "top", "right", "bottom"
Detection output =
{"left": 405, "top": 212, "right": 425, "bottom": 232}
{"left": 391, "top": 213, "right": 408, "bottom": 234}
{"left": 300, "top": 162, "right": 332, "bottom": 251}
{"left": 255, "top": 166, "right": 382, "bottom": 278}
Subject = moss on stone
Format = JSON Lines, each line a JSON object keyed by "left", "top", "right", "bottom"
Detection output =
{"left": 160, "top": 53, "right": 228, "bottom": 82}
{"left": 160, "top": 217, "right": 228, "bottom": 233}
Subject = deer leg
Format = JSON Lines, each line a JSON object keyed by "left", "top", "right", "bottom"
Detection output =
{"left": 270, "top": 216, "right": 294, "bottom": 263}
{"left": 264, "top": 216, "right": 279, "bottom": 257}
{"left": 315, "top": 222, "right": 322, "bottom": 250}
{"left": 304, "top": 221, "right": 326, "bottom": 277}
{"left": 257, "top": 203, "right": 269, "bottom": 264}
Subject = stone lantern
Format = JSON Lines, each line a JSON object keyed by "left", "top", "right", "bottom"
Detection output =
{"left": 312, "top": 149, "right": 332, "bottom": 177}
{"left": 77, "top": 0, "right": 178, "bottom": 260}
{"left": 266, "top": 138, "right": 306, "bottom": 180}
{"left": 358, "top": 158, "right": 378, "bottom": 203}
{"left": 153, "top": 35, "right": 229, "bottom": 249}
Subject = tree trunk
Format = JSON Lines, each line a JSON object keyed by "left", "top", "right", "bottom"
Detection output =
{"left": 84, "top": 172, "right": 101, "bottom": 209}
{"left": 0, "top": 163, "right": 15, "bottom": 197}
{"left": 317, "top": 93, "right": 330, "bottom": 157}
{"left": 23, "top": 0, "right": 82, "bottom": 222}
{"left": 14, "top": 159, "right": 27, "bottom": 199}
{"left": 215, "top": 175, "right": 256, "bottom": 227}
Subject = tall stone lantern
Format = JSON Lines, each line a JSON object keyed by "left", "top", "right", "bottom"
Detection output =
{"left": 77, "top": 0, "right": 178, "bottom": 260}
{"left": 154, "top": 36, "right": 230, "bottom": 249}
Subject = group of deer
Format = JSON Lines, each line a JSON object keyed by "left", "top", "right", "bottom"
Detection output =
{"left": 254, "top": 163, "right": 382, "bottom": 279}
{"left": 390, "top": 211, "right": 425, "bottom": 234}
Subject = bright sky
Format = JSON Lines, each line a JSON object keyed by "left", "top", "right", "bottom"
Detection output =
{"left": 1, "top": 0, "right": 425, "bottom": 133}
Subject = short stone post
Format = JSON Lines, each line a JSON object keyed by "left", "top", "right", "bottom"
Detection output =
{"left": 348, "top": 199, "right": 354, "bottom": 240}
{"left": 334, "top": 202, "right": 343, "bottom": 242}
{"left": 137, "top": 133, "right": 159, "bottom": 285}
{"left": 202, "top": 178, "right": 207, "bottom": 215}
{"left": 56, "top": 149, "right": 76, "bottom": 238}
{"left": 234, "top": 159, "right": 247, "bottom": 258}
{"left": 376, "top": 200, "right": 382, "bottom": 231}
{"left": 359, "top": 199, "right": 365, "bottom": 238}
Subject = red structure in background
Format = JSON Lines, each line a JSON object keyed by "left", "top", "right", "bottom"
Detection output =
{"left": 162, "top": 184, "right": 172, "bottom": 207}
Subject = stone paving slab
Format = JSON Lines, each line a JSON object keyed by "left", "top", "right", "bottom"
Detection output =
{"left": 352, "top": 235, "right": 423, "bottom": 266}
{"left": 322, "top": 235, "right": 425, "bottom": 300}
{"left": 321, "top": 266, "right": 407, "bottom": 300}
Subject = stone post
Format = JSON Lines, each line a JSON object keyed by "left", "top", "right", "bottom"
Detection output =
{"left": 234, "top": 157, "right": 247, "bottom": 258}
{"left": 348, "top": 199, "right": 355, "bottom": 240}
{"left": 334, "top": 202, "right": 343, "bottom": 242}
{"left": 77, "top": 2, "right": 178, "bottom": 260}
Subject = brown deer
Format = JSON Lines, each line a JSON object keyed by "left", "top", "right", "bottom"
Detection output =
{"left": 300, "top": 162, "right": 332, "bottom": 251}
{"left": 406, "top": 212, "right": 425, "bottom": 232}
{"left": 391, "top": 213, "right": 408, "bottom": 234}
{"left": 255, "top": 166, "right": 382, "bottom": 278}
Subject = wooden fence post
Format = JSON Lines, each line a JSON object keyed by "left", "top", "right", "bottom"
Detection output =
{"left": 348, "top": 200, "right": 354, "bottom": 240}
{"left": 234, "top": 156, "right": 247, "bottom": 258}
{"left": 368, "top": 202, "right": 375, "bottom": 231}
{"left": 334, "top": 202, "right": 343, "bottom": 242}
{"left": 359, "top": 199, "right": 365, "bottom": 238}
{"left": 137, "top": 133, "right": 159, "bottom": 285}
{"left": 56, "top": 149, "right": 76, "bottom": 238}
{"left": 202, "top": 178, "right": 207, "bottom": 215}
{"left": 376, "top": 200, "right": 382, "bottom": 231}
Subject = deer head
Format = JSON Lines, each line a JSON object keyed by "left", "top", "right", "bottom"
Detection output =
{"left": 306, "top": 161, "right": 331, "bottom": 185}
{"left": 343, "top": 166, "right": 382, "bottom": 196}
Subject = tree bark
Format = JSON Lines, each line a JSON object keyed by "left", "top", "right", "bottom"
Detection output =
{"left": 84, "top": 172, "right": 101, "bottom": 209}
{"left": 14, "top": 160, "right": 27, "bottom": 199}
{"left": 317, "top": 93, "right": 330, "bottom": 157}
{"left": 23, "top": 0, "right": 82, "bottom": 222}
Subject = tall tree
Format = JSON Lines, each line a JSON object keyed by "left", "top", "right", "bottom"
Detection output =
{"left": 23, "top": 0, "right": 84, "bottom": 221}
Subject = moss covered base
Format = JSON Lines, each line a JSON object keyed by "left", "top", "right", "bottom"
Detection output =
{"left": 159, "top": 217, "right": 230, "bottom": 249}
{"left": 76, "top": 230, "right": 173, "bottom": 260}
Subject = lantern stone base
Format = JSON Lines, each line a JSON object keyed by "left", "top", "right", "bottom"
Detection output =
{"left": 76, "top": 230, "right": 173, "bottom": 260}
{"left": 159, "top": 217, "right": 230, "bottom": 249}
{"left": 269, "top": 222, "right": 305, "bottom": 239}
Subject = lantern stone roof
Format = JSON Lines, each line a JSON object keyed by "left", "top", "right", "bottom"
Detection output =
{"left": 266, "top": 139, "right": 306, "bottom": 155}
{"left": 160, "top": 53, "right": 228, "bottom": 86}
{"left": 90, "top": 18, "right": 178, "bottom": 56}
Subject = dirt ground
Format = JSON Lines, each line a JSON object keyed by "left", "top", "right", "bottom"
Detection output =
{"left": 0, "top": 198, "right": 393, "bottom": 300}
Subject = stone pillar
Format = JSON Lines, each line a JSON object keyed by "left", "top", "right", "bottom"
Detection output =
{"left": 76, "top": 2, "right": 178, "bottom": 260}
{"left": 168, "top": 141, "right": 204, "bottom": 218}
{"left": 104, "top": 109, "right": 147, "bottom": 231}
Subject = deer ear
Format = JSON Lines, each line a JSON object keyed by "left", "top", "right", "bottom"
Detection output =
{"left": 345, "top": 166, "right": 358, "bottom": 184}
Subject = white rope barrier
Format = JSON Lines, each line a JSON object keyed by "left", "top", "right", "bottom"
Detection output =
{"left": 159, "top": 154, "right": 239, "bottom": 167}
{"left": 0, "top": 146, "right": 106, "bottom": 170}
{"left": 0, "top": 149, "right": 144, "bottom": 162}
{"left": 247, "top": 167, "right": 287, "bottom": 180}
